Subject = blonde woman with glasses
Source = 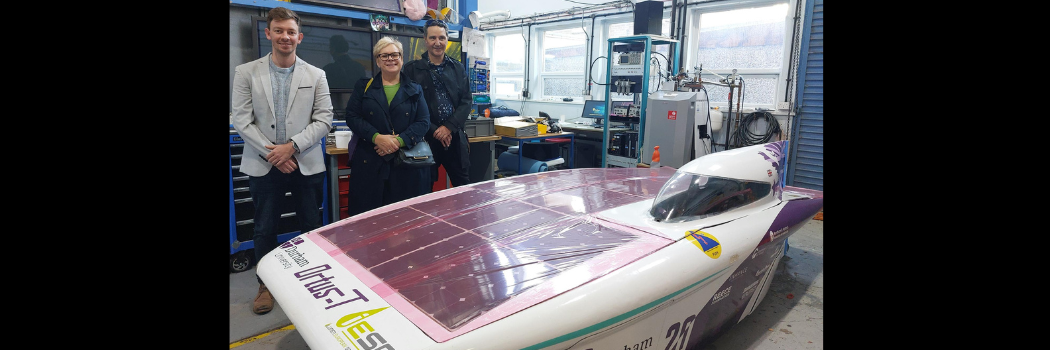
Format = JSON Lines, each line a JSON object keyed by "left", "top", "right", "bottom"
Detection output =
{"left": 344, "top": 36, "right": 432, "bottom": 216}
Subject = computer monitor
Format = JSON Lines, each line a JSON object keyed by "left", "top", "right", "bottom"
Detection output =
{"left": 581, "top": 100, "right": 606, "bottom": 127}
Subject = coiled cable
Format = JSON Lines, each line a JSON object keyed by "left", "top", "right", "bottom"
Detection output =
{"left": 733, "top": 111, "right": 782, "bottom": 146}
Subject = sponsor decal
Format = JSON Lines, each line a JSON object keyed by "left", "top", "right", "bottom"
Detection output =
{"left": 280, "top": 237, "right": 305, "bottom": 249}
{"left": 324, "top": 323, "right": 353, "bottom": 350}
{"left": 275, "top": 253, "right": 292, "bottom": 269}
{"left": 280, "top": 237, "right": 310, "bottom": 267}
{"left": 623, "top": 336, "right": 653, "bottom": 350}
{"left": 740, "top": 279, "right": 760, "bottom": 300}
{"left": 294, "top": 264, "right": 370, "bottom": 310}
{"left": 751, "top": 245, "right": 769, "bottom": 260}
{"left": 329, "top": 307, "right": 397, "bottom": 350}
{"left": 710, "top": 286, "right": 732, "bottom": 305}
{"left": 768, "top": 226, "right": 789, "bottom": 241}
{"left": 665, "top": 265, "right": 743, "bottom": 350}
{"left": 685, "top": 230, "right": 721, "bottom": 259}
{"left": 755, "top": 264, "right": 769, "bottom": 277}
{"left": 728, "top": 267, "right": 748, "bottom": 282}
{"left": 758, "top": 141, "right": 787, "bottom": 198}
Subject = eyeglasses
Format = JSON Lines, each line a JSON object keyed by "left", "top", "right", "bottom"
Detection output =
{"left": 376, "top": 52, "right": 402, "bottom": 60}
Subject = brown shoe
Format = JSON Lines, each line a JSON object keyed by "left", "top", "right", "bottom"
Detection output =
{"left": 252, "top": 284, "right": 274, "bottom": 315}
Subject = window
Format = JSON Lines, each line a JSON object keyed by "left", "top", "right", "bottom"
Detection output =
{"left": 489, "top": 31, "right": 526, "bottom": 98}
{"left": 484, "top": 0, "right": 791, "bottom": 107}
{"left": 539, "top": 26, "right": 587, "bottom": 98}
{"left": 692, "top": 2, "right": 789, "bottom": 108}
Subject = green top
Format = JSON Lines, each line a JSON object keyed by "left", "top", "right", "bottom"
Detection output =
{"left": 371, "top": 82, "right": 404, "bottom": 147}
{"left": 383, "top": 83, "right": 399, "bottom": 104}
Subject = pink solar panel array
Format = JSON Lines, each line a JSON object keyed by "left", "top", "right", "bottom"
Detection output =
{"left": 311, "top": 167, "right": 679, "bottom": 341}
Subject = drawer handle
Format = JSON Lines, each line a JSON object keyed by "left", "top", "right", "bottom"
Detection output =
{"left": 235, "top": 212, "right": 299, "bottom": 226}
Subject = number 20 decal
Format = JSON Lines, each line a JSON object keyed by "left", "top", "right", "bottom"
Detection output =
{"left": 664, "top": 315, "right": 696, "bottom": 350}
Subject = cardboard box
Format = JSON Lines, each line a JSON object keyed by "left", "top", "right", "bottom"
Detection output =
{"left": 495, "top": 121, "right": 538, "bottom": 137}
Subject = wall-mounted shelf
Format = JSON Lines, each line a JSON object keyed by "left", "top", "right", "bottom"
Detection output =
{"left": 229, "top": 0, "right": 468, "bottom": 30}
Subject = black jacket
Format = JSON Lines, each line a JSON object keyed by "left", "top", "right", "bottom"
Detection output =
{"left": 345, "top": 71, "right": 430, "bottom": 152}
{"left": 402, "top": 53, "right": 471, "bottom": 136}
{"left": 343, "top": 71, "right": 431, "bottom": 208}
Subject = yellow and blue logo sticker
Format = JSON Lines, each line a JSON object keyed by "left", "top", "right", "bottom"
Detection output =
{"left": 685, "top": 230, "right": 721, "bottom": 259}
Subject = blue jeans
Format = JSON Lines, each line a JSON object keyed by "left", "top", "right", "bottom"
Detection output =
{"left": 249, "top": 166, "right": 325, "bottom": 284}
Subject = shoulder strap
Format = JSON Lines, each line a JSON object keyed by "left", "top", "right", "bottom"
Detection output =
{"left": 365, "top": 78, "right": 374, "bottom": 91}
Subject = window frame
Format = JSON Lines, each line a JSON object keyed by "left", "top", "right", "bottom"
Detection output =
{"left": 487, "top": 28, "right": 529, "bottom": 100}
{"left": 684, "top": 0, "right": 794, "bottom": 110}
{"left": 483, "top": 0, "right": 795, "bottom": 109}
{"left": 535, "top": 23, "right": 591, "bottom": 100}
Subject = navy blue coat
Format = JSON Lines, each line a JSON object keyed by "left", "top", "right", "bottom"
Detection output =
{"left": 344, "top": 71, "right": 431, "bottom": 216}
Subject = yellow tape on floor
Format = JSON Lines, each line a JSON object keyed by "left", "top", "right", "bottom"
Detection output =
{"left": 230, "top": 325, "right": 296, "bottom": 349}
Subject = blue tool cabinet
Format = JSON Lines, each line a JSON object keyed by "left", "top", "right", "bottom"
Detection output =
{"left": 228, "top": 125, "right": 329, "bottom": 273}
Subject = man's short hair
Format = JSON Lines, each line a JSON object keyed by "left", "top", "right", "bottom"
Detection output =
{"left": 267, "top": 7, "right": 300, "bottom": 30}
{"left": 424, "top": 20, "right": 449, "bottom": 36}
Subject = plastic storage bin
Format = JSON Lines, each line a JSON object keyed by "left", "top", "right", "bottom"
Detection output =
{"left": 465, "top": 118, "right": 495, "bottom": 137}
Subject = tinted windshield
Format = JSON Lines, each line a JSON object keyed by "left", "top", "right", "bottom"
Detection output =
{"left": 649, "top": 172, "right": 772, "bottom": 223}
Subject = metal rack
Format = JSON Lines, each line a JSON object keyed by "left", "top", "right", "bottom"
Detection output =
{"left": 468, "top": 55, "right": 492, "bottom": 118}
{"left": 601, "top": 35, "right": 680, "bottom": 167}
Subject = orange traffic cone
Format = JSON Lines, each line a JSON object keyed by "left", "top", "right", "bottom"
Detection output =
{"left": 651, "top": 146, "right": 661, "bottom": 168}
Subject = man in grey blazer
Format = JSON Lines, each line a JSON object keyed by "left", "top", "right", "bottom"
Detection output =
{"left": 231, "top": 7, "right": 334, "bottom": 315}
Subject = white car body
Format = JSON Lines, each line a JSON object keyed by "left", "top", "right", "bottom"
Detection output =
{"left": 257, "top": 140, "right": 823, "bottom": 350}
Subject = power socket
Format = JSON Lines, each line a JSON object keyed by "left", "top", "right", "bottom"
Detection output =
{"left": 776, "top": 101, "right": 791, "bottom": 110}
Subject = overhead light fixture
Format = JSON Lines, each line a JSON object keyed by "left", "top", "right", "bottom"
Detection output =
{"left": 468, "top": 10, "right": 511, "bottom": 28}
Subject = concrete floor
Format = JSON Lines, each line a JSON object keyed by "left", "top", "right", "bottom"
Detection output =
{"left": 230, "top": 219, "right": 823, "bottom": 350}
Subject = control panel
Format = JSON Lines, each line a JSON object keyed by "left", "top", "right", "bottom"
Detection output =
{"left": 610, "top": 42, "right": 646, "bottom": 95}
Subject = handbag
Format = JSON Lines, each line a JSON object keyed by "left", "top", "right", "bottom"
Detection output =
{"left": 393, "top": 139, "right": 435, "bottom": 168}
{"left": 368, "top": 77, "right": 436, "bottom": 168}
